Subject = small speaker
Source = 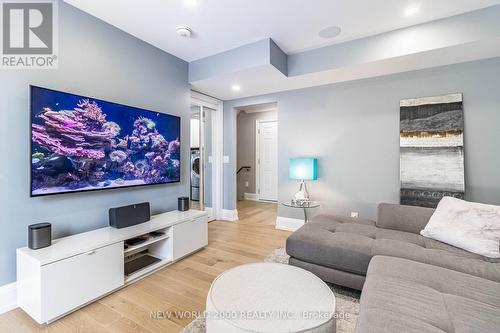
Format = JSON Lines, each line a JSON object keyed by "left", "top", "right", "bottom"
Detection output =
{"left": 28, "top": 223, "right": 51, "bottom": 250}
{"left": 109, "top": 202, "right": 150, "bottom": 229}
{"left": 178, "top": 197, "right": 189, "bottom": 211}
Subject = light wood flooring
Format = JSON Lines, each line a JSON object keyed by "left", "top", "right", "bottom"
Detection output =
{"left": 0, "top": 200, "right": 287, "bottom": 333}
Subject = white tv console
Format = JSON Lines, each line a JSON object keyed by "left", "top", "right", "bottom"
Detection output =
{"left": 16, "top": 209, "right": 208, "bottom": 324}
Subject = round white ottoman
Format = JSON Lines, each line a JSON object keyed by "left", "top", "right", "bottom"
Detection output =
{"left": 206, "top": 263, "right": 336, "bottom": 333}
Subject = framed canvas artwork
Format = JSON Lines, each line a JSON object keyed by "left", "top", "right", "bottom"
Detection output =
{"left": 400, "top": 93, "right": 465, "bottom": 208}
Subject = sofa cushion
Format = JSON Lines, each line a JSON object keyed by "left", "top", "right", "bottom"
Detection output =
{"left": 356, "top": 256, "right": 500, "bottom": 333}
{"left": 313, "top": 214, "right": 376, "bottom": 226}
{"left": 377, "top": 203, "right": 434, "bottom": 234}
{"left": 286, "top": 214, "right": 500, "bottom": 282}
{"left": 286, "top": 216, "right": 376, "bottom": 276}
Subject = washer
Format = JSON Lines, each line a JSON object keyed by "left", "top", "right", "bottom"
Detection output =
{"left": 190, "top": 148, "right": 200, "bottom": 201}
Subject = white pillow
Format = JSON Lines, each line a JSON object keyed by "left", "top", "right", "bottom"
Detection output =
{"left": 421, "top": 197, "right": 500, "bottom": 258}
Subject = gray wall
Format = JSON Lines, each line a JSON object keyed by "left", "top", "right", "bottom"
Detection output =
{"left": 237, "top": 110, "right": 278, "bottom": 200}
{"left": 223, "top": 58, "right": 500, "bottom": 221}
{"left": 0, "top": 3, "right": 189, "bottom": 286}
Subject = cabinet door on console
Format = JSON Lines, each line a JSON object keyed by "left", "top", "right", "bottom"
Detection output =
{"left": 41, "top": 242, "right": 124, "bottom": 323}
{"left": 172, "top": 217, "right": 208, "bottom": 261}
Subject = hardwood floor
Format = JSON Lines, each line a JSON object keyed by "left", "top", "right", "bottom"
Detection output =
{"left": 0, "top": 200, "right": 288, "bottom": 333}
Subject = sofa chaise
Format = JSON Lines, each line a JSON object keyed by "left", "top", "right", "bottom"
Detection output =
{"left": 286, "top": 203, "right": 500, "bottom": 332}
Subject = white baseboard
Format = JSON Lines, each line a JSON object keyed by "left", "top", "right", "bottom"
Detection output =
{"left": 204, "top": 207, "right": 217, "bottom": 222}
{"left": 243, "top": 193, "right": 258, "bottom": 201}
{"left": 276, "top": 216, "right": 304, "bottom": 231}
{"left": 0, "top": 282, "right": 17, "bottom": 314}
{"left": 221, "top": 209, "right": 239, "bottom": 222}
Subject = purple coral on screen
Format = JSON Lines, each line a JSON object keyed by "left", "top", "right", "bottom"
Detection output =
{"left": 32, "top": 100, "right": 118, "bottom": 159}
{"left": 168, "top": 139, "right": 180, "bottom": 154}
{"left": 109, "top": 150, "right": 127, "bottom": 163}
{"left": 75, "top": 99, "right": 106, "bottom": 123}
{"left": 121, "top": 161, "right": 135, "bottom": 176}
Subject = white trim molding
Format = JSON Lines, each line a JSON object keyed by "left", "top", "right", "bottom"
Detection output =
{"left": 221, "top": 209, "right": 239, "bottom": 222}
{"left": 0, "top": 282, "right": 17, "bottom": 314}
{"left": 204, "top": 207, "right": 216, "bottom": 222}
{"left": 191, "top": 90, "right": 224, "bottom": 221}
{"left": 243, "top": 193, "right": 258, "bottom": 201}
{"left": 276, "top": 216, "right": 304, "bottom": 231}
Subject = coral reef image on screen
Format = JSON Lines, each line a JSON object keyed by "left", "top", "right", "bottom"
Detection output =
{"left": 31, "top": 86, "right": 181, "bottom": 196}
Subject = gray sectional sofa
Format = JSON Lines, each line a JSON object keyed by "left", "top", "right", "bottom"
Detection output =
{"left": 286, "top": 203, "right": 500, "bottom": 332}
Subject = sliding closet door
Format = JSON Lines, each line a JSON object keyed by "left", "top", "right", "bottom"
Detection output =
{"left": 191, "top": 91, "right": 222, "bottom": 221}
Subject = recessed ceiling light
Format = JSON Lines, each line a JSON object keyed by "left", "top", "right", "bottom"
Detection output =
{"left": 177, "top": 26, "right": 192, "bottom": 38}
{"left": 185, "top": 0, "right": 197, "bottom": 8}
{"left": 318, "top": 26, "right": 342, "bottom": 39}
{"left": 404, "top": 5, "right": 420, "bottom": 17}
{"left": 232, "top": 85, "right": 241, "bottom": 92}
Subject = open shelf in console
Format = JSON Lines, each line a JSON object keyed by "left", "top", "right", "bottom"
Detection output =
{"left": 124, "top": 251, "right": 169, "bottom": 283}
{"left": 124, "top": 233, "right": 169, "bottom": 255}
{"left": 125, "top": 253, "right": 161, "bottom": 276}
{"left": 123, "top": 227, "right": 173, "bottom": 283}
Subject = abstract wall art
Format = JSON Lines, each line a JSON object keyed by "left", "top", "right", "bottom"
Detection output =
{"left": 400, "top": 93, "right": 465, "bottom": 208}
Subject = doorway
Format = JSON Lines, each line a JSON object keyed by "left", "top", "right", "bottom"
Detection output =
{"left": 236, "top": 102, "right": 278, "bottom": 205}
{"left": 190, "top": 92, "right": 223, "bottom": 221}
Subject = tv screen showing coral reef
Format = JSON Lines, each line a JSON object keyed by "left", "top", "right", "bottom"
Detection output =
{"left": 30, "top": 86, "right": 181, "bottom": 197}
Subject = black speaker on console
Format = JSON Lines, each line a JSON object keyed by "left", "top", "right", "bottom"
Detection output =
{"left": 178, "top": 197, "right": 189, "bottom": 211}
{"left": 109, "top": 202, "right": 151, "bottom": 229}
{"left": 28, "top": 223, "right": 52, "bottom": 250}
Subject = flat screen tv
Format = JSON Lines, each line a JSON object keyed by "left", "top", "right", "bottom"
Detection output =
{"left": 30, "top": 86, "right": 181, "bottom": 197}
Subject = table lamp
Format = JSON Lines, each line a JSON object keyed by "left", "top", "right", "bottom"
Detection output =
{"left": 289, "top": 158, "right": 317, "bottom": 203}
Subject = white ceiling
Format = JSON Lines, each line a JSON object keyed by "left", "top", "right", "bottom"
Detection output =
{"left": 191, "top": 38, "right": 500, "bottom": 100}
{"left": 64, "top": 0, "right": 500, "bottom": 62}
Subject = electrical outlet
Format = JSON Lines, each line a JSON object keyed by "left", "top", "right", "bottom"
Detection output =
{"left": 350, "top": 212, "right": 359, "bottom": 218}
{"left": 244, "top": 181, "right": 249, "bottom": 188}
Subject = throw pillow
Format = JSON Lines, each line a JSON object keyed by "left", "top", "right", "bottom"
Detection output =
{"left": 421, "top": 196, "right": 500, "bottom": 258}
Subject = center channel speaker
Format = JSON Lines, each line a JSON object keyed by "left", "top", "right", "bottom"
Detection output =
{"left": 109, "top": 202, "right": 151, "bottom": 229}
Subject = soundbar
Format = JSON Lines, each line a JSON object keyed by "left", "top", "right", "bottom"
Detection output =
{"left": 109, "top": 202, "right": 151, "bottom": 229}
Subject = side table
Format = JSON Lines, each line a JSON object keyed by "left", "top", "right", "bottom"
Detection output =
{"left": 281, "top": 201, "right": 320, "bottom": 223}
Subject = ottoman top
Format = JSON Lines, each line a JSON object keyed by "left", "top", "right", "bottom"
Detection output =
{"left": 207, "top": 263, "right": 335, "bottom": 333}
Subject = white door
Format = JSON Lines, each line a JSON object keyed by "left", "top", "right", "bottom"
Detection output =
{"left": 257, "top": 120, "right": 278, "bottom": 201}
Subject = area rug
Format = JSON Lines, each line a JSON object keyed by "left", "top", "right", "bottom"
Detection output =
{"left": 180, "top": 248, "right": 360, "bottom": 333}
